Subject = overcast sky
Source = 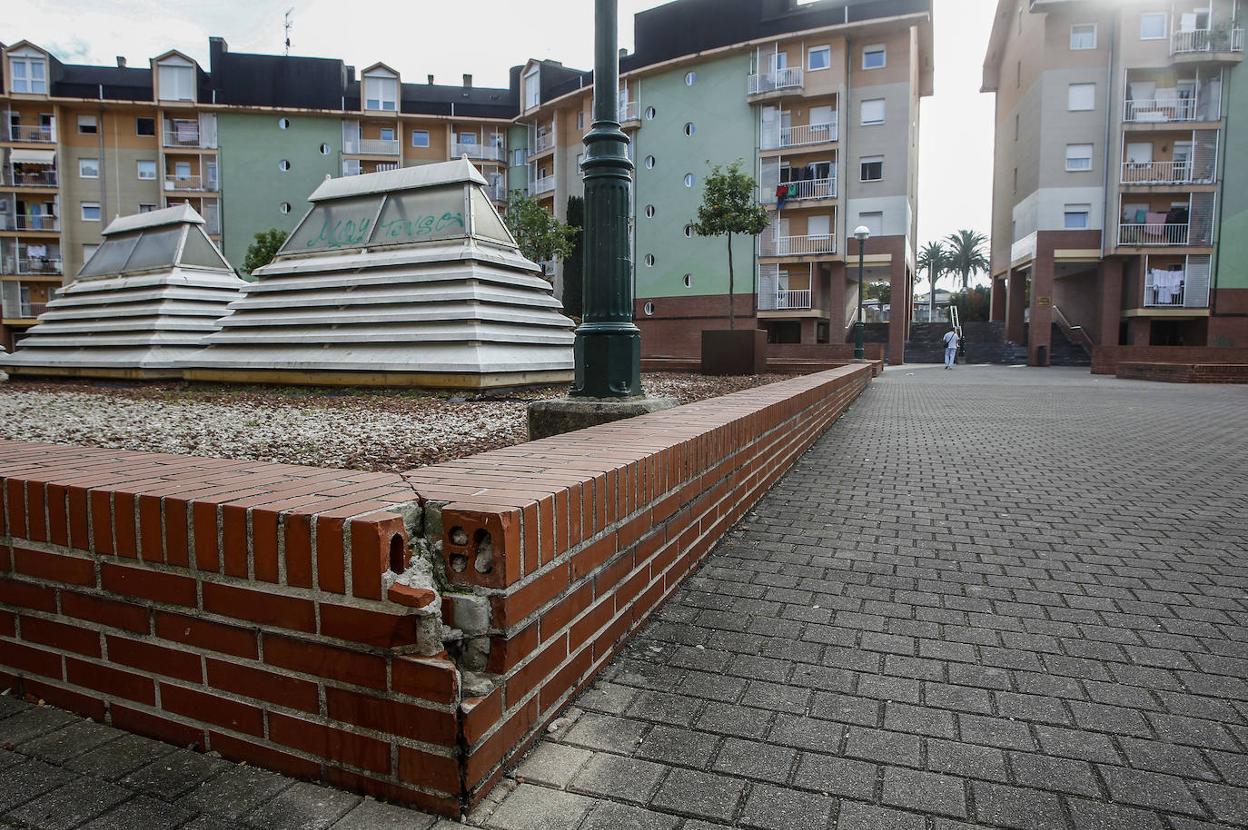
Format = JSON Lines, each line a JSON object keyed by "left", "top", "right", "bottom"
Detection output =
{"left": 17, "top": 0, "right": 996, "bottom": 250}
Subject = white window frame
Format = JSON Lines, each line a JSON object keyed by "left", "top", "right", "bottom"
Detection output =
{"left": 81, "top": 202, "right": 102, "bottom": 222}
{"left": 860, "top": 155, "right": 884, "bottom": 182}
{"left": 363, "top": 72, "right": 398, "bottom": 112}
{"left": 137, "top": 203, "right": 157, "bottom": 213}
{"left": 78, "top": 158, "right": 99, "bottom": 179}
{"left": 1070, "top": 24, "right": 1097, "bottom": 50}
{"left": 1065, "top": 144, "right": 1094, "bottom": 172}
{"left": 862, "top": 45, "right": 886, "bottom": 70}
{"left": 157, "top": 58, "right": 196, "bottom": 102}
{"left": 410, "top": 129, "right": 430, "bottom": 148}
{"left": 1063, "top": 204, "right": 1091, "bottom": 229}
{"left": 136, "top": 160, "right": 157, "bottom": 180}
{"left": 9, "top": 54, "right": 48, "bottom": 95}
{"left": 860, "top": 211, "right": 884, "bottom": 237}
{"left": 512, "top": 148, "right": 526, "bottom": 166}
{"left": 77, "top": 114, "right": 98, "bottom": 135}
{"left": 1068, "top": 83, "right": 1096, "bottom": 111}
{"left": 808, "top": 46, "right": 831, "bottom": 71}
{"left": 1140, "top": 13, "right": 1167, "bottom": 40}
{"left": 860, "top": 98, "right": 886, "bottom": 126}
{"left": 524, "top": 68, "right": 541, "bottom": 111}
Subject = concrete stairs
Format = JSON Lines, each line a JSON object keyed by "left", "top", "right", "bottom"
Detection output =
{"left": 1047, "top": 323, "right": 1092, "bottom": 367}
{"left": 905, "top": 321, "right": 1027, "bottom": 364}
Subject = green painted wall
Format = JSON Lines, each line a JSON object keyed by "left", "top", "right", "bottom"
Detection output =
{"left": 218, "top": 112, "right": 341, "bottom": 269}
{"left": 507, "top": 124, "right": 529, "bottom": 197}
{"left": 633, "top": 53, "right": 756, "bottom": 299}
{"left": 1217, "top": 59, "right": 1248, "bottom": 290}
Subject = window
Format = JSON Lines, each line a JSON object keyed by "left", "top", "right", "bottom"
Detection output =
{"left": 643, "top": 302, "right": 655, "bottom": 316}
{"left": 683, "top": 274, "right": 693, "bottom": 287}
{"left": 683, "top": 122, "right": 695, "bottom": 136}
{"left": 524, "top": 68, "right": 540, "bottom": 110}
{"left": 278, "top": 118, "right": 290, "bottom": 129}
{"left": 577, "top": 111, "right": 584, "bottom": 131}
{"left": 157, "top": 60, "right": 196, "bottom": 101}
{"left": 644, "top": 254, "right": 655, "bottom": 266}
{"left": 645, "top": 205, "right": 656, "bottom": 218}
{"left": 1065, "top": 144, "right": 1093, "bottom": 171}
{"left": 863, "top": 45, "right": 886, "bottom": 70}
{"left": 136, "top": 160, "right": 157, "bottom": 180}
{"left": 860, "top": 155, "right": 884, "bottom": 181}
{"left": 320, "top": 143, "right": 332, "bottom": 155}
{"left": 136, "top": 117, "right": 155, "bottom": 136}
{"left": 1014, "top": 113, "right": 1020, "bottom": 141}
{"left": 683, "top": 224, "right": 694, "bottom": 238}
{"left": 860, "top": 99, "right": 885, "bottom": 126}
{"left": 137, "top": 203, "right": 157, "bottom": 213}
{"left": 1064, "top": 204, "right": 1090, "bottom": 229}
{"left": 77, "top": 115, "right": 98, "bottom": 135}
{"left": 1070, "top": 24, "right": 1097, "bottom": 50}
{"left": 81, "top": 202, "right": 101, "bottom": 222}
{"left": 1017, "top": 6, "right": 1024, "bottom": 34}
{"left": 808, "top": 46, "right": 831, "bottom": 71}
{"left": 645, "top": 106, "right": 656, "bottom": 120}
{"left": 278, "top": 160, "right": 291, "bottom": 172}
{"left": 280, "top": 202, "right": 292, "bottom": 214}
{"left": 174, "top": 161, "right": 192, "bottom": 180}
{"left": 683, "top": 173, "right": 695, "bottom": 187}
{"left": 512, "top": 148, "right": 526, "bottom": 166}
{"left": 379, "top": 127, "right": 396, "bottom": 142}
{"left": 684, "top": 71, "right": 697, "bottom": 86}
{"left": 1068, "top": 83, "right": 1095, "bottom": 111}
{"left": 9, "top": 54, "right": 47, "bottom": 94}
{"left": 364, "top": 72, "right": 398, "bottom": 111}
{"left": 644, "top": 155, "right": 656, "bottom": 169}
{"left": 1140, "top": 13, "right": 1167, "bottom": 40}
{"left": 860, "top": 211, "right": 884, "bottom": 237}
{"left": 78, "top": 158, "right": 100, "bottom": 178}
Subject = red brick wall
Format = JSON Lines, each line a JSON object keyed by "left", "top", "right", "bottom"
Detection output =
{"left": 0, "top": 364, "right": 874, "bottom": 816}
{"left": 1091, "top": 345, "right": 1248, "bottom": 374}
{"left": 1116, "top": 362, "right": 1248, "bottom": 383}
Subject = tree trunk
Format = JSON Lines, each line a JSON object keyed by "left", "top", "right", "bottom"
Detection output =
{"left": 929, "top": 268, "right": 936, "bottom": 322}
{"left": 727, "top": 233, "right": 735, "bottom": 330}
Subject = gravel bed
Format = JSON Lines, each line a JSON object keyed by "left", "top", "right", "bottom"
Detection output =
{"left": 0, "top": 373, "right": 789, "bottom": 472}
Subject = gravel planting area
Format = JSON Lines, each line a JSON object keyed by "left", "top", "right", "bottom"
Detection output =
{"left": 0, "top": 373, "right": 788, "bottom": 472}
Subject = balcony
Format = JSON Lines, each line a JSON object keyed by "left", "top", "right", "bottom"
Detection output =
{"left": 765, "top": 176, "right": 837, "bottom": 205}
{"left": 1170, "top": 28, "right": 1245, "bottom": 58}
{"left": 488, "top": 179, "right": 508, "bottom": 202}
{"left": 1120, "top": 160, "right": 1213, "bottom": 185}
{"left": 2, "top": 257, "right": 63, "bottom": 276}
{"left": 764, "top": 120, "right": 839, "bottom": 151}
{"left": 452, "top": 142, "right": 504, "bottom": 162}
{"left": 5, "top": 125, "right": 55, "bottom": 143}
{"left": 1144, "top": 269, "right": 1208, "bottom": 307}
{"left": 1118, "top": 223, "right": 1190, "bottom": 246}
{"left": 761, "top": 233, "right": 837, "bottom": 257}
{"left": 758, "top": 287, "right": 812, "bottom": 311}
{"left": 748, "top": 67, "right": 804, "bottom": 96}
{"left": 532, "top": 175, "right": 556, "bottom": 196}
{"left": 1123, "top": 94, "right": 1221, "bottom": 123}
{"left": 353, "top": 138, "right": 400, "bottom": 156}
{"left": 163, "top": 125, "right": 203, "bottom": 148}
{"left": 529, "top": 131, "right": 555, "bottom": 159}
{"left": 619, "top": 101, "right": 639, "bottom": 123}
{"left": 2, "top": 168, "right": 57, "bottom": 187}
{"left": 164, "top": 174, "right": 217, "bottom": 192}
{"left": 0, "top": 215, "right": 59, "bottom": 232}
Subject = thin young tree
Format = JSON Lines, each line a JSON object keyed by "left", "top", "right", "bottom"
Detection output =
{"left": 916, "top": 240, "right": 949, "bottom": 321}
{"left": 504, "top": 191, "right": 579, "bottom": 278}
{"left": 692, "top": 161, "right": 770, "bottom": 329}
{"left": 242, "top": 228, "right": 288, "bottom": 276}
{"left": 944, "top": 229, "right": 990, "bottom": 291}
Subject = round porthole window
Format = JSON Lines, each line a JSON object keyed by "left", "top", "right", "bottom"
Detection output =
{"left": 278, "top": 118, "right": 290, "bottom": 129}
{"left": 684, "top": 224, "right": 694, "bottom": 238}
{"left": 644, "top": 155, "right": 656, "bottom": 169}
{"left": 645, "top": 205, "right": 656, "bottom": 218}
{"left": 644, "top": 254, "right": 655, "bottom": 267}
{"left": 278, "top": 159, "right": 291, "bottom": 172}
{"left": 645, "top": 106, "right": 657, "bottom": 120}
{"left": 683, "top": 173, "right": 695, "bottom": 188}
{"left": 685, "top": 71, "right": 697, "bottom": 86}
{"left": 683, "top": 273, "right": 693, "bottom": 287}
{"left": 643, "top": 301, "right": 655, "bottom": 316}
{"left": 319, "top": 143, "right": 331, "bottom": 155}
{"left": 279, "top": 202, "right": 291, "bottom": 214}
{"left": 684, "top": 122, "right": 696, "bottom": 136}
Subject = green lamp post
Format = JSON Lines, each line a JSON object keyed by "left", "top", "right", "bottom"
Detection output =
{"left": 853, "top": 225, "right": 870, "bottom": 360}
{"left": 571, "top": 0, "right": 642, "bottom": 399}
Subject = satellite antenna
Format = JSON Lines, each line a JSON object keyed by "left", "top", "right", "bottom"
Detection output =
{"left": 283, "top": 8, "right": 294, "bottom": 55}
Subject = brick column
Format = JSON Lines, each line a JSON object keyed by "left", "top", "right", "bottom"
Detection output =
{"left": 1128, "top": 317, "right": 1151, "bottom": 345}
{"left": 1006, "top": 269, "right": 1027, "bottom": 343}
{"left": 991, "top": 275, "right": 1007, "bottom": 322}
{"left": 828, "top": 264, "right": 847, "bottom": 341}
{"left": 888, "top": 261, "right": 907, "bottom": 366}
{"left": 1097, "top": 259, "right": 1124, "bottom": 346}
{"left": 1028, "top": 245, "right": 1055, "bottom": 367}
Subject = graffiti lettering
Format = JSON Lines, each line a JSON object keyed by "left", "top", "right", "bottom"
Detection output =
{"left": 306, "top": 216, "right": 373, "bottom": 249}
{"left": 375, "top": 212, "right": 466, "bottom": 241}
{"left": 305, "top": 211, "right": 465, "bottom": 249}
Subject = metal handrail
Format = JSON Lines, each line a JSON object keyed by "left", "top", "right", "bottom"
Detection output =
{"left": 1052, "top": 304, "right": 1094, "bottom": 354}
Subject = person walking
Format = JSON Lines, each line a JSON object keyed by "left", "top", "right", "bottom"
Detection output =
{"left": 942, "top": 327, "right": 960, "bottom": 369}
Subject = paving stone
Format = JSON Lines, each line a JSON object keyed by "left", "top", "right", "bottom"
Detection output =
{"left": 958, "top": 714, "right": 1038, "bottom": 751}
{"left": 17, "top": 719, "right": 121, "bottom": 764}
{"left": 844, "top": 727, "right": 921, "bottom": 767}
{"left": 181, "top": 762, "right": 293, "bottom": 820}
{"left": 926, "top": 739, "right": 1009, "bottom": 782}
{"left": 1189, "top": 782, "right": 1248, "bottom": 824}
{"left": 0, "top": 707, "right": 80, "bottom": 746}
{"left": 882, "top": 766, "right": 967, "bottom": 818}
{"left": 65, "top": 732, "right": 179, "bottom": 781}
{"left": 634, "top": 725, "right": 719, "bottom": 767}
{"left": 834, "top": 801, "right": 926, "bottom": 830}
{"left": 577, "top": 682, "right": 639, "bottom": 715}
{"left": 1066, "top": 797, "right": 1167, "bottom": 830}
{"left": 0, "top": 758, "right": 70, "bottom": 811}
{"left": 1097, "top": 765, "right": 1205, "bottom": 815}
{"left": 884, "top": 702, "right": 957, "bottom": 738}
{"left": 738, "top": 783, "right": 834, "bottom": 830}
{"left": 332, "top": 798, "right": 437, "bottom": 829}
{"left": 1010, "top": 752, "right": 1102, "bottom": 797}
{"left": 810, "top": 692, "right": 881, "bottom": 727}
{"left": 626, "top": 690, "right": 704, "bottom": 727}
{"left": 1034, "top": 726, "right": 1120, "bottom": 764}
{"left": 972, "top": 781, "right": 1067, "bottom": 830}
{"left": 8, "top": 777, "right": 130, "bottom": 830}
{"left": 769, "top": 715, "right": 845, "bottom": 753}
{"left": 561, "top": 713, "right": 649, "bottom": 754}
{"left": 710, "top": 738, "right": 796, "bottom": 784}
{"left": 514, "top": 742, "right": 594, "bottom": 789}
{"left": 580, "top": 800, "right": 679, "bottom": 830}
{"left": 694, "top": 702, "right": 771, "bottom": 739}
{"left": 243, "top": 781, "right": 360, "bottom": 830}
{"left": 649, "top": 768, "right": 746, "bottom": 823}
{"left": 792, "top": 753, "right": 877, "bottom": 799}
{"left": 78, "top": 795, "right": 196, "bottom": 830}
{"left": 568, "top": 752, "right": 668, "bottom": 803}
{"left": 121, "top": 747, "right": 231, "bottom": 799}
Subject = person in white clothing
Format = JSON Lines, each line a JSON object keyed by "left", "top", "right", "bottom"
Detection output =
{"left": 942, "top": 328, "right": 959, "bottom": 369}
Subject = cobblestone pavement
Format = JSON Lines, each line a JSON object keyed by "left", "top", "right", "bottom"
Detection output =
{"left": 2, "top": 366, "right": 1246, "bottom": 830}
{"left": 480, "top": 365, "right": 1248, "bottom": 830}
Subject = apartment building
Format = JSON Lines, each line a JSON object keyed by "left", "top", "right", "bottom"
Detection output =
{"left": 2, "top": 0, "right": 932, "bottom": 360}
{"left": 983, "top": 0, "right": 1247, "bottom": 365}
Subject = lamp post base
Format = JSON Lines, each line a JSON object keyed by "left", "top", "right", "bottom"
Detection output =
{"left": 527, "top": 394, "right": 676, "bottom": 441}
{"left": 571, "top": 329, "right": 643, "bottom": 399}
{"left": 853, "top": 322, "right": 866, "bottom": 361}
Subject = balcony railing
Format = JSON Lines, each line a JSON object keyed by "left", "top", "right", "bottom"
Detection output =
{"left": 5, "top": 125, "right": 55, "bottom": 143}
{"left": 758, "top": 288, "right": 812, "bottom": 311}
{"left": 1120, "top": 160, "right": 1211, "bottom": 184}
{"left": 761, "top": 233, "right": 837, "bottom": 257}
{"left": 1171, "top": 28, "right": 1246, "bottom": 55}
{"left": 767, "top": 176, "right": 837, "bottom": 204}
{"left": 766, "top": 120, "right": 839, "bottom": 150}
{"left": 530, "top": 131, "right": 555, "bottom": 158}
{"left": 0, "top": 215, "right": 59, "bottom": 231}
{"left": 1123, "top": 97, "right": 1201, "bottom": 123}
{"left": 1118, "top": 223, "right": 1190, "bottom": 246}
{"left": 488, "top": 179, "right": 508, "bottom": 202}
{"left": 354, "top": 138, "right": 400, "bottom": 156}
{"left": 3, "top": 257, "right": 63, "bottom": 275}
{"left": 164, "top": 174, "right": 216, "bottom": 191}
{"left": 1143, "top": 270, "right": 1203, "bottom": 307}
{"left": 748, "top": 67, "right": 804, "bottom": 96}
{"left": 3, "top": 168, "right": 57, "bottom": 187}
{"left": 452, "top": 142, "right": 504, "bottom": 161}
{"left": 532, "top": 175, "right": 556, "bottom": 195}
{"left": 619, "top": 101, "right": 639, "bottom": 122}
{"left": 163, "top": 126, "right": 202, "bottom": 147}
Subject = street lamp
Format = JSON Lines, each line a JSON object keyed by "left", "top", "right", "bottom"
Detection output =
{"left": 853, "top": 225, "right": 870, "bottom": 360}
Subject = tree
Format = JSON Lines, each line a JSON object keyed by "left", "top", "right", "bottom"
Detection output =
{"left": 916, "top": 240, "right": 950, "bottom": 321}
{"left": 242, "top": 228, "right": 288, "bottom": 275}
{"left": 692, "top": 161, "right": 770, "bottom": 329}
{"left": 951, "top": 285, "right": 991, "bottom": 322}
{"left": 944, "top": 229, "right": 990, "bottom": 291}
{"left": 562, "top": 196, "right": 585, "bottom": 319}
{"left": 505, "top": 191, "right": 578, "bottom": 278}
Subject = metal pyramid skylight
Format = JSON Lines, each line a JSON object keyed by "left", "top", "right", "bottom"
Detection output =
{"left": 1, "top": 205, "right": 245, "bottom": 379}
{"left": 184, "top": 158, "right": 575, "bottom": 388}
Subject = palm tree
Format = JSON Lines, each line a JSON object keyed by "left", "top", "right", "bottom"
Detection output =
{"left": 944, "top": 229, "right": 990, "bottom": 291}
{"left": 916, "top": 241, "right": 949, "bottom": 322}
